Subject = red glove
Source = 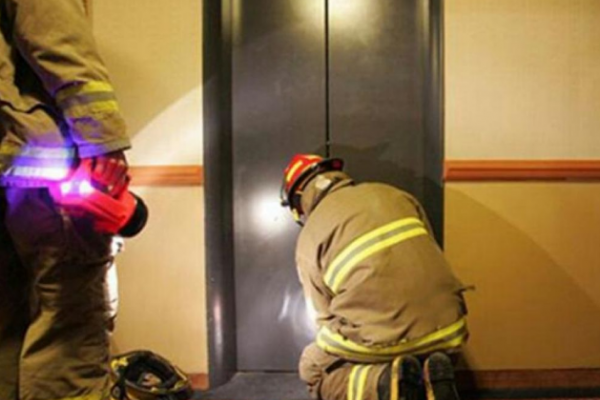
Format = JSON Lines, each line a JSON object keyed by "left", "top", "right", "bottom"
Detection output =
{"left": 86, "top": 151, "right": 130, "bottom": 196}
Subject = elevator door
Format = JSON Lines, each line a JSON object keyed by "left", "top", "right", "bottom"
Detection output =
{"left": 232, "top": 0, "right": 326, "bottom": 371}
{"left": 232, "top": 0, "right": 443, "bottom": 371}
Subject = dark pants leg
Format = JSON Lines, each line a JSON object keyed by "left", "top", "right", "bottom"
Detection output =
{"left": 3, "top": 188, "right": 114, "bottom": 400}
{"left": 0, "top": 189, "right": 30, "bottom": 400}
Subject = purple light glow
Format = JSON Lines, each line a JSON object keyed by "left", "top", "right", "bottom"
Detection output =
{"left": 60, "top": 181, "right": 74, "bottom": 195}
{"left": 79, "top": 180, "right": 94, "bottom": 196}
{"left": 60, "top": 180, "right": 93, "bottom": 197}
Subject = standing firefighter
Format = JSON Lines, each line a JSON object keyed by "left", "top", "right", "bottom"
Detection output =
{"left": 280, "top": 154, "right": 470, "bottom": 400}
{"left": 0, "top": 1, "right": 131, "bottom": 400}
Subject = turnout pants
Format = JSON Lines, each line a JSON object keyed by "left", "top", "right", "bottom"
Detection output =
{"left": 300, "top": 343, "right": 388, "bottom": 400}
{"left": 299, "top": 319, "right": 467, "bottom": 400}
{"left": 0, "top": 188, "right": 114, "bottom": 400}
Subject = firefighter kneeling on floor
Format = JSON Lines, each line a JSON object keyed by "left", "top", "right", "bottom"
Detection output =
{"left": 280, "top": 154, "right": 471, "bottom": 400}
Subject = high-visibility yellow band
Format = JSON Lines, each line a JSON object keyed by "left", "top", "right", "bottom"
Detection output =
{"left": 317, "top": 334, "right": 391, "bottom": 362}
{"left": 58, "top": 91, "right": 117, "bottom": 110}
{"left": 357, "top": 365, "right": 372, "bottom": 400}
{"left": 56, "top": 81, "right": 114, "bottom": 102}
{"left": 286, "top": 160, "right": 304, "bottom": 183}
{"left": 317, "top": 318, "right": 467, "bottom": 362}
{"left": 390, "top": 357, "right": 401, "bottom": 400}
{"left": 56, "top": 81, "right": 120, "bottom": 117}
{"left": 329, "top": 217, "right": 423, "bottom": 273}
{"left": 63, "top": 100, "right": 120, "bottom": 118}
{"left": 48, "top": 391, "right": 107, "bottom": 400}
{"left": 348, "top": 364, "right": 373, "bottom": 400}
{"left": 348, "top": 365, "right": 358, "bottom": 400}
{"left": 324, "top": 217, "right": 427, "bottom": 293}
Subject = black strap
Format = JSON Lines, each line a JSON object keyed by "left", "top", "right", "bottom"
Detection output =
{"left": 110, "top": 374, "right": 128, "bottom": 400}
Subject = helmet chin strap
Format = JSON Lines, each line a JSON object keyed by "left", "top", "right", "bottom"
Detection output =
{"left": 292, "top": 208, "right": 305, "bottom": 226}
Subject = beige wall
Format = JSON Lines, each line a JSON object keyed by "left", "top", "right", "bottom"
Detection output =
{"left": 446, "top": 183, "right": 600, "bottom": 370}
{"left": 446, "top": 0, "right": 600, "bottom": 159}
{"left": 111, "top": 187, "right": 207, "bottom": 372}
{"left": 94, "top": 0, "right": 203, "bottom": 166}
{"left": 445, "top": 0, "right": 600, "bottom": 370}
{"left": 92, "top": 0, "right": 207, "bottom": 373}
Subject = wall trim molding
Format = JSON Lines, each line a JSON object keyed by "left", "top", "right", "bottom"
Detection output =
{"left": 128, "top": 161, "right": 600, "bottom": 187}
{"left": 129, "top": 165, "right": 203, "bottom": 187}
{"left": 445, "top": 160, "right": 600, "bottom": 182}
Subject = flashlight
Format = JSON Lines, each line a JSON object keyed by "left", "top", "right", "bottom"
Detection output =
{"left": 50, "top": 162, "right": 148, "bottom": 237}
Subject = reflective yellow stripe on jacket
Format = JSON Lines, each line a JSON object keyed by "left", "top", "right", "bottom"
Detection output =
{"left": 317, "top": 318, "right": 468, "bottom": 362}
{"left": 324, "top": 217, "right": 428, "bottom": 294}
{"left": 56, "top": 81, "right": 119, "bottom": 118}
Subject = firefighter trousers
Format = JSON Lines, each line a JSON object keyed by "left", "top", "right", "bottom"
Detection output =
{"left": 0, "top": 188, "right": 115, "bottom": 400}
{"left": 299, "top": 343, "right": 389, "bottom": 400}
{"left": 299, "top": 343, "right": 463, "bottom": 400}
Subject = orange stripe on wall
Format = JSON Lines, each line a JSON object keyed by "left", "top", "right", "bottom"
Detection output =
{"left": 129, "top": 165, "right": 203, "bottom": 187}
{"left": 127, "top": 161, "right": 600, "bottom": 187}
{"left": 445, "top": 160, "right": 600, "bottom": 182}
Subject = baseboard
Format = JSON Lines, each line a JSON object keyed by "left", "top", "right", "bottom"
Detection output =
{"left": 457, "top": 369, "right": 600, "bottom": 398}
{"left": 190, "top": 373, "right": 209, "bottom": 390}
{"left": 456, "top": 368, "right": 600, "bottom": 389}
{"left": 190, "top": 369, "right": 600, "bottom": 396}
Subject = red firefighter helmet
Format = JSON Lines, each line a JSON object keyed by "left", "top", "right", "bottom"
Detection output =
{"left": 280, "top": 154, "right": 343, "bottom": 222}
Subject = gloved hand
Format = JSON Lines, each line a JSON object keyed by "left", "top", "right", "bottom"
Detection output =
{"left": 50, "top": 153, "right": 148, "bottom": 237}
{"left": 85, "top": 151, "right": 130, "bottom": 196}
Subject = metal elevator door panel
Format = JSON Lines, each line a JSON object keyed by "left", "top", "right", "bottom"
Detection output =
{"left": 231, "top": 0, "right": 442, "bottom": 372}
{"left": 329, "top": 0, "right": 444, "bottom": 241}
{"left": 232, "top": 0, "right": 326, "bottom": 371}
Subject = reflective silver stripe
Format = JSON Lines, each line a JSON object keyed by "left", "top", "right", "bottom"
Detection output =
{"left": 57, "top": 91, "right": 117, "bottom": 110}
{"left": 4, "top": 166, "right": 70, "bottom": 180}
{"left": 0, "top": 156, "right": 73, "bottom": 169}
{"left": 0, "top": 146, "right": 75, "bottom": 159}
{"left": 317, "top": 318, "right": 468, "bottom": 361}
{"left": 317, "top": 331, "right": 391, "bottom": 362}
{"left": 324, "top": 217, "right": 427, "bottom": 293}
{"left": 55, "top": 81, "right": 120, "bottom": 117}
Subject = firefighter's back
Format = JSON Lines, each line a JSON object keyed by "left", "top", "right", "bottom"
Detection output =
{"left": 301, "top": 182, "right": 467, "bottom": 349}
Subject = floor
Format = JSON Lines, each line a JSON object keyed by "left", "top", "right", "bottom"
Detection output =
{"left": 192, "top": 373, "right": 600, "bottom": 400}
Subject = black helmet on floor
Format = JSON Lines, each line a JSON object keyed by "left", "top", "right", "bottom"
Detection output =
{"left": 110, "top": 350, "right": 193, "bottom": 400}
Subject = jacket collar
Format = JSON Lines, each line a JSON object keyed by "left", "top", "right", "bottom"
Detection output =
{"left": 299, "top": 171, "right": 354, "bottom": 219}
